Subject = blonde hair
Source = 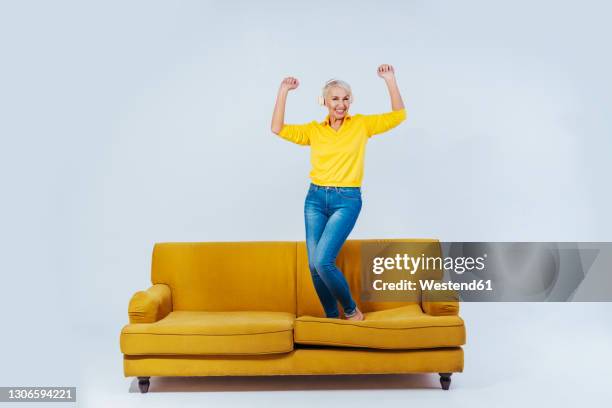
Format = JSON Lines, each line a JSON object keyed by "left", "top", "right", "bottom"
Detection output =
{"left": 319, "top": 78, "right": 353, "bottom": 105}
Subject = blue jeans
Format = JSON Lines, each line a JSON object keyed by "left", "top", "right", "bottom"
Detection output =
{"left": 304, "top": 183, "right": 362, "bottom": 318}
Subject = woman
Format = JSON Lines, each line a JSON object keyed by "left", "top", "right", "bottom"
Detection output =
{"left": 271, "top": 64, "right": 406, "bottom": 321}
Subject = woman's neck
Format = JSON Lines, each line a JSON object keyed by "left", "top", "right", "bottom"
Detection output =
{"left": 329, "top": 116, "right": 344, "bottom": 130}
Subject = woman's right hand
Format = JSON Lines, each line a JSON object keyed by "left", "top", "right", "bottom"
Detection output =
{"left": 280, "top": 77, "right": 299, "bottom": 92}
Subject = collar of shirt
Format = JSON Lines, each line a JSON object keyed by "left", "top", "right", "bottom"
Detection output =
{"left": 321, "top": 112, "right": 353, "bottom": 127}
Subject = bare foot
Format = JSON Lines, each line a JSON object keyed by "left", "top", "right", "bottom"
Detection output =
{"left": 345, "top": 307, "right": 364, "bottom": 321}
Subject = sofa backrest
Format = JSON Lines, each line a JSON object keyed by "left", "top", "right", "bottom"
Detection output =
{"left": 150, "top": 239, "right": 443, "bottom": 316}
{"left": 151, "top": 242, "right": 297, "bottom": 313}
{"left": 296, "top": 238, "right": 444, "bottom": 317}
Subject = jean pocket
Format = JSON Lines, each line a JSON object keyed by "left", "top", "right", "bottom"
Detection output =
{"left": 336, "top": 187, "right": 362, "bottom": 201}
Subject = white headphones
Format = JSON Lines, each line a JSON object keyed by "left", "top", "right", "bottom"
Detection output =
{"left": 318, "top": 78, "right": 354, "bottom": 106}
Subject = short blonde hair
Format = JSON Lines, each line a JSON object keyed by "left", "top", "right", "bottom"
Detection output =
{"left": 321, "top": 78, "right": 353, "bottom": 103}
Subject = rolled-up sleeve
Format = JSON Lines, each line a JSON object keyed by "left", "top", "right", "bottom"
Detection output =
{"left": 363, "top": 108, "right": 407, "bottom": 137}
{"left": 278, "top": 122, "right": 312, "bottom": 146}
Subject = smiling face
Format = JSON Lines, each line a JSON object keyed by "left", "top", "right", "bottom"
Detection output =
{"left": 324, "top": 86, "right": 351, "bottom": 121}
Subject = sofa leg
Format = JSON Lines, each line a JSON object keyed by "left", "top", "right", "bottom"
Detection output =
{"left": 439, "top": 373, "right": 452, "bottom": 390}
{"left": 137, "top": 377, "right": 150, "bottom": 393}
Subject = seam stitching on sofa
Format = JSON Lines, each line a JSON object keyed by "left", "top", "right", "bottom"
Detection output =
{"left": 123, "top": 347, "right": 294, "bottom": 356}
{"left": 123, "top": 345, "right": 463, "bottom": 359}
{"left": 295, "top": 320, "right": 463, "bottom": 330}
{"left": 294, "top": 339, "right": 464, "bottom": 349}
{"left": 122, "top": 329, "right": 293, "bottom": 336}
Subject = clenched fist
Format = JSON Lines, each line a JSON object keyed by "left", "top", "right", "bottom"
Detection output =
{"left": 377, "top": 64, "right": 396, "bottom": 80}
{"left": 280, "top": 77, "right": 300, "bottom": 92}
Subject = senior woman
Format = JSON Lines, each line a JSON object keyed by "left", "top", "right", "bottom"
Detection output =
{"left": 270, "top": 64, "right": 406, "bottom": 321}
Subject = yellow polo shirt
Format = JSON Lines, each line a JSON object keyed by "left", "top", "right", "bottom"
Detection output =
{"left": 278, "top": 108, "right": 406, "bottom": 187}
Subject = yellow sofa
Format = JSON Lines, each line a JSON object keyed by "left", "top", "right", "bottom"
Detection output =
{"left": 119, "top": 239, "right": 465, "bottom": 393}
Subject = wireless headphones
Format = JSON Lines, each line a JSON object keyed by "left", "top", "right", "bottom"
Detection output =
{"left": 318, "top": 78, "right": 354, "bottom": 106}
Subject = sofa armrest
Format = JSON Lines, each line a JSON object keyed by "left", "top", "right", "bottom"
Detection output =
{"left": 421, "top": 288, "right": 460, "bottom": 316}
{"left": 128, "top": 284, "right": 172, "bottom": 324}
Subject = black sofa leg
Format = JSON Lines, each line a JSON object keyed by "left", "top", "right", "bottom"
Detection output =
{"left": 137, "top": 377, "right": 150, "bottom": 393}
{"left": 439, "top": 373, "right": 452, "bottom": 390}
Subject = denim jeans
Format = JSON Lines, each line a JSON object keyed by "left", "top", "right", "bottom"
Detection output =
{"left": 304, "top": 183, "right": 362, "bottom": 318}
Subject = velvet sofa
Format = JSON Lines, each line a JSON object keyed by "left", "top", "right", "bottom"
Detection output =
{"left": 119, "top": 239, "right": 465, "bottom": 392}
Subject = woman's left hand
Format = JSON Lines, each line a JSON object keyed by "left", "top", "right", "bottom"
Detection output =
{"left": 377, "top": 64, "right": 396, "bottom": 80}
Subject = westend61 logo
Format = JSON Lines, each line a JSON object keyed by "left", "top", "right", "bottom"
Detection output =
{"left": 372, "top": 253, "right": 487, "bottom": 275}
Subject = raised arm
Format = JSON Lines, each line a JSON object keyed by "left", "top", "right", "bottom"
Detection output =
{"left": 271, "top": 77, "right": 299, "bottom": 134}
{"left": 361, "top": 65, "right": 407, "bottom": 137}
{"left": 377, "top": 64, "right": 405, "bottom": 111}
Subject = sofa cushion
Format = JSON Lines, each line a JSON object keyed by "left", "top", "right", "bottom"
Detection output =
{"left": 294, "top": 304, "right": 465, "bottom": 349}
{"left": 121, "top": 311, "right": 295, "bottom": 355}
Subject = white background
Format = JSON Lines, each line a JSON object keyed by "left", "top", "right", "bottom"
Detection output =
{"left": 1, "top": 1, "right": 611, "bottom": 406}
